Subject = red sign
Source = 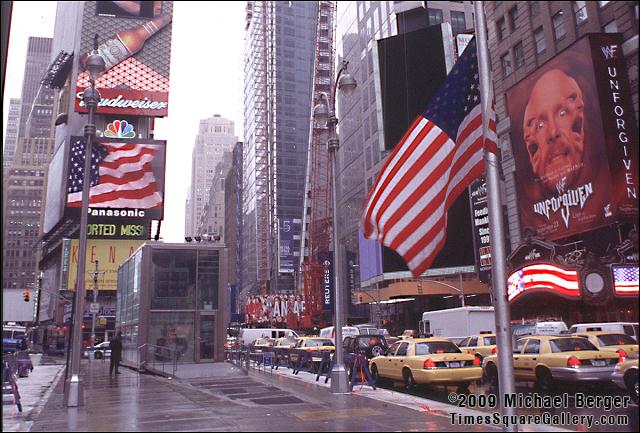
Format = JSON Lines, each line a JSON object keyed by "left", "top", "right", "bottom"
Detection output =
{"left": 75, "top": 88, "right": 168, "bottom": 117}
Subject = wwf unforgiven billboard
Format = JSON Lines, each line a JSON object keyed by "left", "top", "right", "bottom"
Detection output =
{"left": 507, "top": 33, "right": 638, "bottom": 241}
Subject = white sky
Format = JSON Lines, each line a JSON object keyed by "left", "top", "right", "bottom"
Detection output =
{"left": 2, "top": 1, "right": 246, "bottom": 243}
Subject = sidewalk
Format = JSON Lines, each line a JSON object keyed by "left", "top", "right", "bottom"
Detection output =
{"left": 2, "top": 354, "right": 65, "bottom": 432}
{"left": 27, "top": 359, "right": 508, "bottom": 432}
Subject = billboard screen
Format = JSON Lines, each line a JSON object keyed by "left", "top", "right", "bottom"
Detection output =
{"left": 65, "top": 137, "right": 166, "bottom": 220}
{"left": 507, "top": 263, "right": 581, "bottom": 303}
{"left": 76, "top": 1, "right": 173, "bottom": 117}
{"left": 507, "top": 34, "right": 638, "bottom": 241}
{"left": 67, "top": 239, "right": 144, "bottom": 291}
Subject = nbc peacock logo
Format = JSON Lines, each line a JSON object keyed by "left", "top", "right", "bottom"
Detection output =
{"left": 104, "top": 120, "right": 136, "bottom": 138}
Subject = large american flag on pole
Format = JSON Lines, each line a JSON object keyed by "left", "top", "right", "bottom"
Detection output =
{"left": 67, "top": 138, "right": 163, "bottom": 209}
{"left": 362, "top": 37, "right": 497, "bottom": 277}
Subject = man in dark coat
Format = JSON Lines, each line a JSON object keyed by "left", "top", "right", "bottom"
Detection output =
{"left": 109, "top": 332, "right": 123, "bottom": 375}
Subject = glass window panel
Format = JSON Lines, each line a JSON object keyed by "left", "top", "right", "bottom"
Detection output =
{"left": 198, "top": 250, "right": 220, "bottom": 310}
{"left": 149, "top": 312, "right": 195, "bottom": 363}
{"left": 553, "top": 11, "right": 566, "bottom": 40}
{"left": 428, "top": 9, "right": 443, "bottom": 26}
{"left": 150, "top": 249, "right": 197, "bottom": 309}
{"left": 574, "top": 1, "right": 588, "bottom": 24}
{"left": 534, "top": 27, "right": 546, "bottom": 54}
{"left": 514, "top": 41, "right": 525, "bottom": 69}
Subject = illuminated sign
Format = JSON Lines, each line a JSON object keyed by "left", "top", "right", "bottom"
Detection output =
{"left": 75, "top": 87, "right": 169, "bottom": 117}
{"left": 612, "top": 265, "right": 639, "bottom": 297}
{"left": 104, "top": 120, "right": 136, "bottom": 138}
{"left": 508, "top": 264, "right": 580, "bottom": 302}
{"left": 88, "top": 220, "right": 149, "bottom": 239}
{"left": 65, "top": 137, "right": 166, "bottom": 220}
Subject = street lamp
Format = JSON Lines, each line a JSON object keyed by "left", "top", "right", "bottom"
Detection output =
{"left": 313, "top": 60, "right": 356, "bottom": 394}
{"left": 418, "top": 278, "right": 466, "bottom": 307}
{"left": 65, "top": 37, "right": 105, "bottom": 407}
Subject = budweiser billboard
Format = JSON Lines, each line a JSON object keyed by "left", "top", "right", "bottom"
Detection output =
{"left": 507, "top": 34, "right": 638, "bottom": 241}
{"left": 76, "top": 1, "right": 173, "bottom": 116}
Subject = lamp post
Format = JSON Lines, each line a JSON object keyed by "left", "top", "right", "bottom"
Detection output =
{"left": 418, "top": 278, "right": 466, "bottom": 307}
{"left": 313, "top": 60, "right": 357, "bottom": 394}
{"left": 65, "top": 39, "right": 105, "bottom": 407}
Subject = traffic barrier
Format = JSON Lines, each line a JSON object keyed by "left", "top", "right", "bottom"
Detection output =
{"left": 348, "top": 353, "right": 376, "bottom": 390}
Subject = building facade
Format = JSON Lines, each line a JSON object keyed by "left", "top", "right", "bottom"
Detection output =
{"left": 242, "top": 1, "right": 318, "bottom": 296}
{"left": 185, "top": 115, "right": 238, "bottom": 237}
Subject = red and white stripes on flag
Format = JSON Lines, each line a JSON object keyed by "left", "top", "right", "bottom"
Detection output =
{"left": 67, "top": 142, "right": 163, "bottom": 209}
{"left": 362, "top": 105, "right": 497, "bottom": 277}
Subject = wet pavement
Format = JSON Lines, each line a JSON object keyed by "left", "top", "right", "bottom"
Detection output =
{"left": 26, "top": 359, "right": 511, "bottom": 432}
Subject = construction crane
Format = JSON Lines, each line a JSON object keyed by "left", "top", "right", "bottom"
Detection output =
{"left": 298, "top": 1, "right": 336, "bottom": 329}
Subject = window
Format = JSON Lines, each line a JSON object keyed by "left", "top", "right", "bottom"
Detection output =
{"left": 501, "top": 52, "right": 512, "bottom": 77}
{"left": 428, "top": 8, "right": 443, "bottom": 26}
{"left": 497, "top": 17, "right": 507, "bottom": 41}
{"left": 553, "top": 11, "right": 566, "bottom": 40}
{"left": 530, "top": 1, "right": 540, "bottom": 17}
{"left": 508, "top": 7, "right": 518, "bottom": 31}
{"left": 514, "top": 41, "right": 525, "bottom": 69}
{"left": 603, "top": 20, "right": 618, "bottom": 33}
{"left": 469, "top": 337, "right": 478, "bottom": 346}
{"left": 396, "top": 342, "right": 409, "bottom": 356}
{"left": 451, "top": 11, "right": 466, "bottom": 34}
{"left": 523, "top": 339, "right": 540, "bottom": 354}
{"left": 534, "top": 27, "right": 546, "bottom": 54}
{"left": 598, "top": 1, "right": 610, "bottom": 7}
{"left": 574, "top": 1, "right": 588, "bottom": 25}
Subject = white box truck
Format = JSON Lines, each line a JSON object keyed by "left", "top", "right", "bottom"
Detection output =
{"left": 419, "top": 306, "right": 495, "bottom": 343}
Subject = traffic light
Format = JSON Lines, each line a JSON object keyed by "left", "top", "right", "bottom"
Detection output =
{"left": 23, "top": 290, "right": 30, "bottom": 302}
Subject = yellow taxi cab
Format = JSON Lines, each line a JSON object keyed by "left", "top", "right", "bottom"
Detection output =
{"left": 289, "top": 337, "right": 335, "bottom": 364}
{"left": 483, "top": 335, "right": 620, "bottom": 391}
{"left": 612, "top": 358, "right": 638, "bottom": 404}
{"left": 369, "top": 337, "right": 482, "bottom": 389}
{"left": 250, "top": 338, "right": 277, "bottom": 353}
{"left": 571, "top": 332, "right": 639, "bottom": 360}
{"left": 457, "top": 333, "right": 497, "bottom": 362}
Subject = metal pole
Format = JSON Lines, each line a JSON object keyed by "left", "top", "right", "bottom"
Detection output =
{"left": 473, "top": 3, "right": 517, "bottom": 431}
{"left": 459, "top": 273, "right": 465, "bottom": 307}
{"left": 65, "top": 77, "right": 99, "bottom": 408}
{"left": 90, "top": 260, "right": 99, "bottom": 362}
{"left": 328, "top": 100, "right": 349, "bottom": 394}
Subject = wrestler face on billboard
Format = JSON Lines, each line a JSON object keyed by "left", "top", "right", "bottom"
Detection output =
{"left": 523, "top": 69, "right": 585, "bottom": 192}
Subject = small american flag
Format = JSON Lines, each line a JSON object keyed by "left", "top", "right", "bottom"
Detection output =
{"left": 362, "top": 37, "right": 497, "bottom": 277}
{"left": 67, "top": 138, "right": 163, "bottom": 209}
{"left": 613, "top": 266, "right": 639, "bottom": 295}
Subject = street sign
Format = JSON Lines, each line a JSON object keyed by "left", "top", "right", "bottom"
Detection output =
{"left": 90, "top": 302, "right": 100, "bottom": 314}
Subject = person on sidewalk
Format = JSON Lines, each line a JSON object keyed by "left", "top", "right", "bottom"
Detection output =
{"left": 109, "top": 332, "right": 123, "bottom": 376}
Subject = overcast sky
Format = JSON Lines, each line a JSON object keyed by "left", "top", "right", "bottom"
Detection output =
{"left": 3, "top": 1, "right": 246, "bottom": 243}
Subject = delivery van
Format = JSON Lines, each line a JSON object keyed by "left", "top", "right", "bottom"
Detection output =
{"left": 239, "top": 328, "right": 299, "bottom": 347}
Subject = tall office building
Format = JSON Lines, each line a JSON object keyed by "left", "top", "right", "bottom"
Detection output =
{"left": 242, "top": 1, "right": 318, "bottom": 295}
{"left": 3, "top": 98, "right": 21, "bottom": 173}
{"left": 185, "top": 115, "right": 238, "bottom": 237}
{"left": 196, "top": 151, "right": 233, "bottom": 239}
{"left": 2, "top": 37, "right": 54, "bottom": 305}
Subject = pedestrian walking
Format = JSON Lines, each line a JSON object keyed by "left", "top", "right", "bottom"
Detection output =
{"left": 109, "top": 332, "right": 123, "bottom": 375}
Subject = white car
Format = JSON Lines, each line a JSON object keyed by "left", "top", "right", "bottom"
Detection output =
{"left": 83, "top": 341, "right": 111, "bottom": 359}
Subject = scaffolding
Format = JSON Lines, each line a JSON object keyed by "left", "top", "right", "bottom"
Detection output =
{"left": 298, "top": 1, "right": 336, "bottom": 328}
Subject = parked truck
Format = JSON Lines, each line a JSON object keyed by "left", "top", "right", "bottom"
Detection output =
{"left": 419, "top": 306, "right": 495, "bottom": 343}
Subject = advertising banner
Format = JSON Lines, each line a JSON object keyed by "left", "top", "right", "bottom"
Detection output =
{"left": 319, "top": 252, "right": 334, "bottom": 311}
{"left": 65, "top": 137, "right": 166, "bottom": 220}
{"left": 76, "top": 1, "right": 173, "bottom": 117}
{"left": 244, "top": 294, "right": 305, "bottom": 326}
{"left": 507, "top": 34, "right": 638, "bottom": 241}
{"left": 67, "top": 239, "right": 144, "bottom": 291}
{"left": 87, "top": 219, "right": 150, "bottom": 239}
{"left": 469, "top": 177, "right": 491, "bottom": 283}
{"left": 278, "top": 218, "right": 294, "bottom": 274}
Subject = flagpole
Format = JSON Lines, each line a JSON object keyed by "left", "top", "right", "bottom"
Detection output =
{"left": 473, "top": 3, "right": 517, "bottom": 431}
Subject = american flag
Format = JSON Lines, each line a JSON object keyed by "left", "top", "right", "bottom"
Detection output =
{"left": 613, "top": 266, "right": 639, "bottom": 295}
{"left": 507, "top": 264, "right": 580, "bottom": 302}
{"left": 67, "top": 138, "right": 163, "bottom": 208}
{"left": 362, "top": 37, "right": 497, "bottom": 277}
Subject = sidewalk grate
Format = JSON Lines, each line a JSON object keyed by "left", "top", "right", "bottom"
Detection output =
{"left": 250, "top": 396, "right": 305, "bottom": 405}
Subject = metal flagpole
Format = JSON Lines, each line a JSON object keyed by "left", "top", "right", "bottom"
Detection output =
{"left": 473, "top": 3, "right": 518, "bottom": 431}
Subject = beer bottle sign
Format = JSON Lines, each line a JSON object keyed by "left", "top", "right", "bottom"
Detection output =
{"left": 82, "top": 14, "right": 172, "bottom": 72}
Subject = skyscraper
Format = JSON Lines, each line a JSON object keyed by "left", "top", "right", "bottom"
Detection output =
{"left": 3, "top": 98, "right": 21, "bottom": 173}
{"left": 2, "top": 37, "right": 54, "bottom": 302}
{"left": 185, "top": 115, "right": 238, "bottom": 237}
{"left": 242, "top": 1, "right": 318, "bottom": 295}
